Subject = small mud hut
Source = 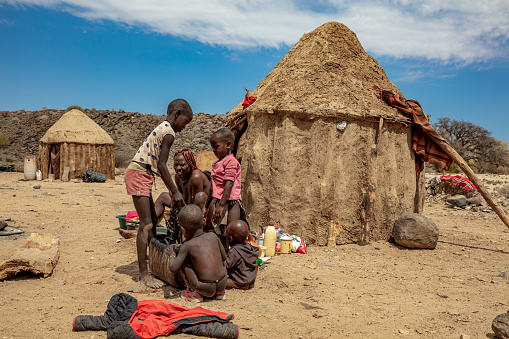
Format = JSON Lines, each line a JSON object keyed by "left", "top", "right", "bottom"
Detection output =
{"left": 39, "top": 109, "right": 115, "bottom": 180}
{"left": 227, "top": 22, "right": 426, "bottom": 245}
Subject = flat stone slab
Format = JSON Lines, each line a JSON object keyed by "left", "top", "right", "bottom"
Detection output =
{"left": 0, "top": 233, "right": 60, "bottom": 280}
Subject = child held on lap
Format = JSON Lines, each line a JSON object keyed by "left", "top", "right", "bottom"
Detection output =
{"left": 225, "top": 220, "right": 258, "bottom": 290}
{"left": 204, "top": 128, "right": 247, "bottom": 228}
{"left": 169, "top": 205, "right": 227, "bottom": 302}
{"left": 124, "top": 98, "right": 192, "bottom": 289}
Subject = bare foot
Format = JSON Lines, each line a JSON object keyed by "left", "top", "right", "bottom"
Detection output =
{"left": 140, "top": 273, "right": 165, "bottom": 289}
{"left": 118, "top": 229, "right": 137, "bottom": 239}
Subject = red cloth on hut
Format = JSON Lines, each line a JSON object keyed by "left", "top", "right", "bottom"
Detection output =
{"left": 242, "top": 93, "right": 257, "bottom": 109}
{"left": 373, "top": 87, "right": 453, "bottom": 174}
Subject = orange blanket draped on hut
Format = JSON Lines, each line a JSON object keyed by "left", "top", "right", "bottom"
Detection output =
{"left": 372, "top": 86, "right": 453, "bottom": 175}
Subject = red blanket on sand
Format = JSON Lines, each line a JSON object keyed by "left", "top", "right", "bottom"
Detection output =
{"left": 129, "top": 300, "right": 234, "bottom": 339}
{"left": 373, "top": 87, "right": 453, "bottom": 174}
{"left": 440, "top": 175, "right": 476, "bottom": 192}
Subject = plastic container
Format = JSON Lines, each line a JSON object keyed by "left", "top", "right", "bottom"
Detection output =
{"left": 24, "top": 156, "right": 38, "bottom": 180}
{"left": 257, "top": 236, "right": 264, "bottom": 246}
{"left": 116, "top": 215, "right": 127, "bottom": 229}
{"left": 280, "top": 235, "right": 292, "bottom": 254}
{"left": 263, "top": 225, "right": 277, "bottom": 257}
{"left": 259, "top": 246, "right": 267, "bottom": 258}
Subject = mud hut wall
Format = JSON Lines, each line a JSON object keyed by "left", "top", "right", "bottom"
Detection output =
{"left": 238, "top": 113, "right": 424, "bottom": 245}
{"left": 39, "top": 142, "right": 114, "bottom": 180}
{"left": 38, "top": 143, "right": 50, "bottom": 179}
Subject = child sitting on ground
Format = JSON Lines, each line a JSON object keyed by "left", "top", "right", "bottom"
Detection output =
{"left": 169, "top": 205, "right": 227, "bottom": 302}
{"left": 204, "top": 128, "right": 248, "bottom": 233}
{"left": 225, "top": 220, "right": 258, "bottom": 290}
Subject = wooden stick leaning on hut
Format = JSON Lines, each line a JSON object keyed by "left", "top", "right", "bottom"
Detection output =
{"left": 429, "top": 137, "right": 509, "bottom": 229}
{"left": 359, "top": 118, "right": 384, "bottom": 246}
{"left": 372, "top": 86, "right": 509, "bottom": 230}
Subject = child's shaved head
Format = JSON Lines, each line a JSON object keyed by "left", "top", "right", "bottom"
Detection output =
{"left": 211, "top": 127, "right": 235, "bottom": 145}
{"left": 178, "top": 204, "right": 203, "bottom": 231}
{"left": 226, "top": 220, "right": 249, "bottom": 245}
{"left": 167, "top": 98, "right": 193, "bottom": 118}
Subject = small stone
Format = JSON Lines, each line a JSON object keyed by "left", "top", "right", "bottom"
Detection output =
{"left": 33, "top": 184, "right": 41, "bottom": 189}
{"left": 459, "top": 334, "right": 470, "bottom": 339}
{"left": 399, "top": 329, "right": 409, "bottom": 334}
{"left": 447, "top": 310, "right": 460, "bottom": 316}
{"left": 116, "top": 239, "right": 121, "bottom": 243}
{"left": 467, "top": 196, "right": 483, "bottom": 206}
{"left": 500, "top": 271, "right": 509, "bottom": 280}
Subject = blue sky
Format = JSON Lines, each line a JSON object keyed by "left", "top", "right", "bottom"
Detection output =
{"left": 1, "top": 0, "right": 508, "bottom": 142}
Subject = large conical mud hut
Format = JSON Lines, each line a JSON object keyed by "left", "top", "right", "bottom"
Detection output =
{"left": 39, "top": 109, "right": 115, "bottom": 180}
{"left": 227, "top": 22, "right": 425, "bottom": 245}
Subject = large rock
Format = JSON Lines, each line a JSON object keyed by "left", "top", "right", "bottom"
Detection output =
{"left": 492, "top": 312, "right": 509, "bottom": 339}
{"left": 393, "top": 213, "right": 439, "bottom": 249}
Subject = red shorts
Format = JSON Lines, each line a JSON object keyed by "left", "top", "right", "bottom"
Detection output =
{"left": 125, "top": 168, "right": 154, "bottom": 197}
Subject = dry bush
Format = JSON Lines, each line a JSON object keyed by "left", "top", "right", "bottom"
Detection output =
{"left": 496, "top": 166, "right": 509, "bottom": 175}
{"left": 496, "top": 185, "right": 509, "bottom": 199}
{"left": 439, "top": 181, "right": 474, "bottom": 197}
{"left": 66, "top": 105, "right": 83, "bottom": 112}
{"left": 115, "top": 152, "right": 132, "bottom": 168}
{"left": 0, "top": 133, "right": 9, "bottom": 148}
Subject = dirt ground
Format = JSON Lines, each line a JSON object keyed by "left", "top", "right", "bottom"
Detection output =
{"left": 1, "top": 172, "right": 509, "bottom": 339}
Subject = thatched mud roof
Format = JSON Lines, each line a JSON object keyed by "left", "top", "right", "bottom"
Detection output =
{"left": 228, "top": 21, "right": 404, "bottom": 120}
{"left": 40, "top": 109, "right": 114, "bottom": 144}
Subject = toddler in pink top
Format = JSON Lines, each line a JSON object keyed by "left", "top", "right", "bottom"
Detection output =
{"left": 204, "top": 128, "right": 248, "bottom": 228}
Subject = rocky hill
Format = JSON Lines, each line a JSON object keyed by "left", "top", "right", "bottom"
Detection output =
{"left": 0, "top": 108, "right": 227, "bottom": 167}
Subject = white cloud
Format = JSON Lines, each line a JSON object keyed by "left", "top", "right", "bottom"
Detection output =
{"left": 3, "top": 0, "right": 509, "bottom": 63}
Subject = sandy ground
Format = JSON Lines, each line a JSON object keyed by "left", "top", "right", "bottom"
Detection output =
{"left": 1, "top": 172, "right": 509, "bottom": 339}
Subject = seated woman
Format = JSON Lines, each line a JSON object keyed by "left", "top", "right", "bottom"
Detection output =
{"left": 119, "top": 148, "right": 214, "bottom": 241}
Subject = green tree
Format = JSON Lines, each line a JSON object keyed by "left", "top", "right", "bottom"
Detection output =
{"left": 434, "top": 118, "right": 509, "bottom": 173}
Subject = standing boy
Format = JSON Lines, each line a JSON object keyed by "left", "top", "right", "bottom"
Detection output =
{"left": 125, "top": 99, "right": 192, "bottom": 288}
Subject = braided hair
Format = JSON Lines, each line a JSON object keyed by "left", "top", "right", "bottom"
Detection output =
{"left": 174, "top": 148, "right": 198, "bottom": 170}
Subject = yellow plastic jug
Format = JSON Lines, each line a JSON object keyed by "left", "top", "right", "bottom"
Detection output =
{"left": 263, "top": 225, "right": 277, "bottom": 257}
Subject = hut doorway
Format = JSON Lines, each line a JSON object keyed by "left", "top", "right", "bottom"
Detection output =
{"left": 48, "top": 144, "right": 60, "bottom": 179}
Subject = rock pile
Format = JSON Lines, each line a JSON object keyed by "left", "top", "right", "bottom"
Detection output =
{"left": 0, "top": 108, "right": 227, "bottom": 167}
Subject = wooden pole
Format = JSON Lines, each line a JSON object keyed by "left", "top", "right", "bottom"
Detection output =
{"left": 359, "top": 118, "right": 384, "bottom": 245}
{"left": 430, "top": 137, "right": 509, "bottom": 229}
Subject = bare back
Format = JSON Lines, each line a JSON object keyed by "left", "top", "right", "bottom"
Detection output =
{"left": 180, "top": 232, "right": 225, "bottom": 282}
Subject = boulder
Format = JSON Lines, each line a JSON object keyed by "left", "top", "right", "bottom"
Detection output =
{"left": 492, "top": 312, "right": 509, "bottom": 339}
{"left": 447, "top": 195, "right": 468, "bottom": 207}
{"left": 393, "top": 213, "right": 439, "bottom": 249}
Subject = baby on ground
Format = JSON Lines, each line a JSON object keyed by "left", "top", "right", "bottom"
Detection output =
{"left": 225, "top": 220, "right": 258, "bottom": 290}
